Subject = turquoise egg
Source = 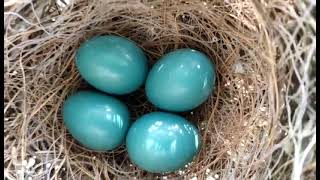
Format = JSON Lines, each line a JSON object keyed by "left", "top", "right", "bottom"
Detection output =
{"left": 76, "top": 35, "right": 148, "bottom": 95}
{"left": 62, "top": 91, "right": 130, "bottom": 151}
{"left": 146, "top": 48, "right": 215, "bottom": 112}
{"left": 126, "top": 112, "right": 200, "bottom": 173}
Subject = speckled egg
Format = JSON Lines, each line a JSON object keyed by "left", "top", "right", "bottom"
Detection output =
{"left": 62, "top": 91, "right": 130, "bottom": 151}
{"left": 126, "top": 112, "right": 200, "bottom": 173}
{"left": 76, "top": 35, "right": 148, "bottom": 95}
{"left": 146, "top": 48, "right": 215, "bottom": 112}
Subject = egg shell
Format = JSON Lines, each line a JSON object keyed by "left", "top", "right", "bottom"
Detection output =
{"left": 76, "top": 35, "right": 148, "bottom": 95}
{"left": 62, "top": 91, "right": 130, "bottom": 151}
{"left": 126, "top": 112, "right": 200, "bottom": 173}
{"left": 146, "top": 48, "right": 215, "bottom": 112}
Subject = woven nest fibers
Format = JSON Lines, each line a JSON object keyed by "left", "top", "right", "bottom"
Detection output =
{"left": 4, "top": 0, "right": 316, "bottom": 179}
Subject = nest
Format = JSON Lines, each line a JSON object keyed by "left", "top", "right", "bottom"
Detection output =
{"left": 4, "top": 0, "right": 316, "bottom": 179}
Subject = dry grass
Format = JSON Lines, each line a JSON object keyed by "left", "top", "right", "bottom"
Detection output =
{"left": 4, "top": 0, "right": 316, "bottom": 179}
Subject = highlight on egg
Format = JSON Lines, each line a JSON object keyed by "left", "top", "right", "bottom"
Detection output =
{"left": 62, "top": 90, "right": 131, "bottom": 151}
{"left": 126, "top": 112, "right": 201, "bottom": 173}
{"left": 76, "top": 35, "right": 148, "bottom": 95}
{"left": 146, "top": 48, "right": 215, "bottom": 112}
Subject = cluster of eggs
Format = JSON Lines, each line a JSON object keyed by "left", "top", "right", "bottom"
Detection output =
{"left": 62, "top": 35, "right": 216, "bottom": 173}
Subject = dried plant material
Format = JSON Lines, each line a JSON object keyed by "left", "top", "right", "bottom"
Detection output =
{"left": 4, "top": 0, "right": 315, "bottom": 179}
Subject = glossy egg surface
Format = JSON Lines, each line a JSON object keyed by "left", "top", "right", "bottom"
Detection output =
{"left": 146, "top": 48, "right": 215, "bottom": 112}
{"left": 126, "top": 112, "right": 200, "bottom": 173}
{"left": 62, "top": 91, "right": 130, "bottom": 151}
{"left": 76, "top": 35, "right": 148, "bottom": 94}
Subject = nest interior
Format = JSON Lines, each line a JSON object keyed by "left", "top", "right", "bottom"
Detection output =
{"left": 4, "top": 0, "right": 282, "bottom": 179}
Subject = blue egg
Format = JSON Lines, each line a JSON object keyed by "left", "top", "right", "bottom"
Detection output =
{"left": 62, "top": 91, "right": 130, "bottom": 151}
{"left": 76, "top": 35, "right": 148, "bottom": 95}
{"left": 126, "top": 112, "right": 200, "bottom": 173}
{"left": 146, "top": 48, "right": 215, "bottom": 112}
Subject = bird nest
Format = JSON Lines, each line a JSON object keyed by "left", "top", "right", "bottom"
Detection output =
{"left": 4, "top": 0, "right": 316, "bottom": 179}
